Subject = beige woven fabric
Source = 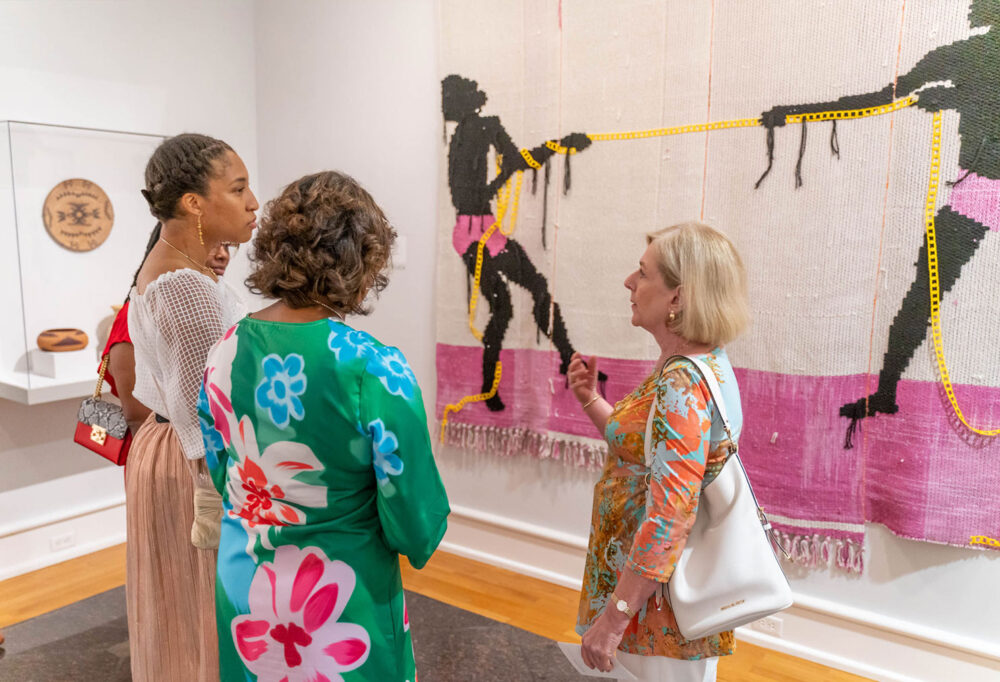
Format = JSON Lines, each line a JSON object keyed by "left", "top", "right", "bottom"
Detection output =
{"left": 125, "top": 414, "right": 219, "bottom": 682}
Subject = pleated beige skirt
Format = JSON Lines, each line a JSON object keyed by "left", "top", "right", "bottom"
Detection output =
{"left": 126, "top": 413, "right": 219, "bottom": 682}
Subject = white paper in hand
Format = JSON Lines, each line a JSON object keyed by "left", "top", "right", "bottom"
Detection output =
{"left": 557, "top": 642, "right": 638, "bottom": 680}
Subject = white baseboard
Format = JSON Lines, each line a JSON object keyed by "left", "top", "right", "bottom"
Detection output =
{"left": 0, "top": 467, "right": 126, "bottom": 582}
{"left": 445, "top": 504, "right": 1000, "bottom": 682}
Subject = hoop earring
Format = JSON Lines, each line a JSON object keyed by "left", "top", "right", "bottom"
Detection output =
{"left": 197, "top": 216, "right": 204, "bottom": 246}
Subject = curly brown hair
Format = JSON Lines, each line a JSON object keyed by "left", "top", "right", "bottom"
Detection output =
{"left": 247, "top": 171, "right": 396, "bottom": 315}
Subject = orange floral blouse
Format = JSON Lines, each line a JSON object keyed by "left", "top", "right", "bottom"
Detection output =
{"left": 575, "top": 350, "right": 742, "bottom": 660}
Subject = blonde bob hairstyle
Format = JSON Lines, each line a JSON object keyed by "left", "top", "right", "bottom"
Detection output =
{"left": 646, "top": 222, "right": 750, "bottom": 347}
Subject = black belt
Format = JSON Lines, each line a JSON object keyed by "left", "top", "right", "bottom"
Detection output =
{"left": 155, "top": 413, "right": 170, "bottom": 423}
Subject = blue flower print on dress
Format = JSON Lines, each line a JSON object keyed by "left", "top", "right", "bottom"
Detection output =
{"left": 367, "top": 346, "right": 417, "bottom": 400}
{"left": 327, "top": 320, "right": 374, "bottom": 361}
{"left": 368, "top": 418, "right": 404, "bottom": 483}
{"left": 255, "top": 353, "right": 307, "bottom": 429}
{"left": 198, "top": 385, "right": 225, "bottom": 467}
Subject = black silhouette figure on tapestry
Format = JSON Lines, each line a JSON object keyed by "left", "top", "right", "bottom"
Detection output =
{"left": 757, "top": 0, "right": 1000, "bottom": 447}
{"left": 442, "top": 74, "right": 601, "bottom": 411}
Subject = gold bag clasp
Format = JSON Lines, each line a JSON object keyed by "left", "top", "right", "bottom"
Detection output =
{"left": 90, "top": 424, "right": 107, "bottom": 446}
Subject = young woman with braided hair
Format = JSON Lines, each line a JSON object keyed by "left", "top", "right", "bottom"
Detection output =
{"left": 100, "top": 223, "right": 233, "bottom": 434}
{"left": 127, "top": 133, "right": 258, "bottom": 681}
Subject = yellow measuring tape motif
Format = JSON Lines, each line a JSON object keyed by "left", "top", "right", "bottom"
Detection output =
{"left": 443, "top": 96, "right": 920, "bottom": 429}
{"left": 924, "top": 111, "right": 1000, "bottom": 437}
{"left": 529, "top": 96, "right": 918, "bottom": 157}
{"left": 466, "top": 219, "right": 499, "bottom": 342}
{"left": 520, "top": 148, "right": 542, "bottom": 169}
{"left": 546, "top": 140, "right": 578, "bottom": 154}
{"left": 589, "top": 117, "right": 762, "bottom": 142}
{"left": 466, "top": 162, "right": 524, "bottom": 341}
{"left": 785, "top": 96, "right": 918, "bottom": 123}
{"left": 499, "top": 169, "right": 523, "bottom": 236}
{"left": 580, "top": 95, "right": 918, "bottom": 145}
{"left": 440, "top": 361, "right": 503, "bottom": 442}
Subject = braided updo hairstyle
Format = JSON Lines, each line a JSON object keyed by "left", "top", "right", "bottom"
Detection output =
{"left": 247, "top": 171, "right": 396, "bottom": 316}
{"left": 129, "top": 133, "right": 233, "bottom": 291}
{"left": 141, "top": 133, "right": 232, "bottom": 222}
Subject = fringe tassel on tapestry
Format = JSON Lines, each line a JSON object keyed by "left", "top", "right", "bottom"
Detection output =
{"left": 440, "top": 421, "right": 607, "bottom": 471}
{"left": 773, "top": 530, "right": 865, "bottom": 574}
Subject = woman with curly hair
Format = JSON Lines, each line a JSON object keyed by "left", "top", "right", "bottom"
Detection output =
{"left": 198, "top": 171, "right": 450, "bottom": 681}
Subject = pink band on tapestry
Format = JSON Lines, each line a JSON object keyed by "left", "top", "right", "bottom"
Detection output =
{"left": 947, "top": 169, "right": 1000, "bottom": 231}
{"left": 436, "top": 343, "right": 1000, "bottom": 557}
{"left": 452, "top": 214, "right": 508, "bottom": 257}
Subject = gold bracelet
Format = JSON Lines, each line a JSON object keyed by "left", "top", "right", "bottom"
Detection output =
{"left": 581, "top": 393, "right": 600, "bottom": 410}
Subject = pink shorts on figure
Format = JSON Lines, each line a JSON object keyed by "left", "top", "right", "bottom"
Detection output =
{"left": 948, "top": 169, "right": 1000, "bottom": 231}
{"left": 452, "top": 214, "right": 508, "bottom": 258}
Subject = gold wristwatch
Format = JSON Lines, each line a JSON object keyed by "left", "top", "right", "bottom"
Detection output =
{"left": 609, "top": 592, "right": 635, "bottom": 618}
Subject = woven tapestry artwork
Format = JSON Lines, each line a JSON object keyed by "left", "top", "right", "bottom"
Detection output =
{"left": 435, "top": 0, "right": 1000, "bottom": 572}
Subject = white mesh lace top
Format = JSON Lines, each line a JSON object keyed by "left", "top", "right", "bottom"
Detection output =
{"left": 129, "top": 268, "right": 246, "bottom": 460}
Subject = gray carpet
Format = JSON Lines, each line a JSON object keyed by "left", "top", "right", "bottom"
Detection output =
{"left": 0, "top": 587, "right": 588, "bottom": 681}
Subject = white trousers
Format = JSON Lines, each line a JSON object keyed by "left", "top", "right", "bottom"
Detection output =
{"left": 616, "top": 651, "right": 718, "bottom": 682}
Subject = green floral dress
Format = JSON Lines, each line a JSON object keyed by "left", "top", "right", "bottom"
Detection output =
{"left": 199, "top": 317, "right": 450, "bottom": 682}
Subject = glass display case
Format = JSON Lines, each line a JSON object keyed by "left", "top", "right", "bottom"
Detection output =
{"left": 0, "top": 121, "right": 165, "bottom": 404}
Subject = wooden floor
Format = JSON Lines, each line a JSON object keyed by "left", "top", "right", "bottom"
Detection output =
{"left": 0, "top": 545, "right": 869, "bottom": 681}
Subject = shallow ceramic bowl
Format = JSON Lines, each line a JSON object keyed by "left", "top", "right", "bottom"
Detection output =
{"left": 37, "top": 328, "right": 89, "bottom": 352}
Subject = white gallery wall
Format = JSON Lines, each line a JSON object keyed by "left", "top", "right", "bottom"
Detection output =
{"left": 0, "top": 2, "right": 997, "bottom": 680}
{"left": 0, "top": 0, "right": 258, "bottom": 573}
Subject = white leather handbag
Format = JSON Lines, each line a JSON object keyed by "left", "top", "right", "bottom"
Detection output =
{"left": 643, "top": 355, "right": 792, "bottom": 641}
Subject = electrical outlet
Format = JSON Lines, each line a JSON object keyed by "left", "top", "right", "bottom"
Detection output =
{"left": 750, "top": 615, "right": 783, "bottom": 637}
{"left": 50, "top": 531, "right": 76, "bottom": 552}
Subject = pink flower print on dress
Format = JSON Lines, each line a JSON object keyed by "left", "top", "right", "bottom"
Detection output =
{"left": 203, "top": 323, "right": 240, "bottom": 446}
{"left": 228, "top": 415, "right": 327, "bottom": 557}
{"left": 232, "top": 546, "right": 370, "bottom": 681}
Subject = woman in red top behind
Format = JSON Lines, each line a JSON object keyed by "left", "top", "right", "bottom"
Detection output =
{"left": 101, "top": 226, "right": 233, "bottom": 433}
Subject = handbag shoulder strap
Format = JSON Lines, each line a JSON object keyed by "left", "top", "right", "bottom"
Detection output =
{"left": 643, "top": 354, "right": 735, "bottom": 465}
{"left": 676, "top": 355, "right": 736, "bottom": 453}
{"left": 643, "top": 354, "right": 789, "bottom": 557}
{"left": 93, "top": 354, "right": 110, "bottom": 400}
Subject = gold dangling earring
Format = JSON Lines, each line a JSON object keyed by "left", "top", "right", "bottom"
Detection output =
{"left": 197, "top": 216, "right": 204, "bottom": 246}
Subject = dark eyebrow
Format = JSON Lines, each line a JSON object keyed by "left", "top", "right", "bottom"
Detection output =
{"left": 230, "top": 177, "right": 247, "bottom": 185}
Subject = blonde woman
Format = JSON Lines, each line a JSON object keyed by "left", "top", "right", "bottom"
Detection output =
{"left": 570, "top": 223, "right": 750, "bottom": 682}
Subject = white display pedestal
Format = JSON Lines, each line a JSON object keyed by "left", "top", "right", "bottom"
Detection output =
{"left": 0, "top": 347, "right": 101, "bottom": 404}
{"left": 29, "top": 348, "right": 93, "bottom": 379}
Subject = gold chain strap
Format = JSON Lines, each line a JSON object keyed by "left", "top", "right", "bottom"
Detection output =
{"left": 94, "top": 354, "right": 109, "bottom": 400}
